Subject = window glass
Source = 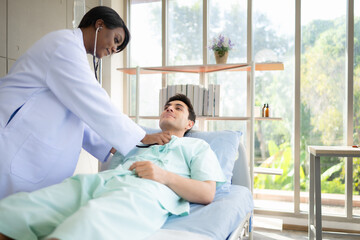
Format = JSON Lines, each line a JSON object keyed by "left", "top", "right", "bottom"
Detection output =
{"left": 353, "top": 0, "right": 360, "bottom": 217}
{"left": 128, "top": 74, "right": 162, "bottom": 117}
{"left": 130, "top": 0, "right": 161, "bottom": 67}
{"left": 168, "top": 0, "right": 203, "bottom": 65}
{"left": 207, "top": 0, "right": 248, "bottom": 132}
{"left": 208, "top": 72, "right": 247, "bottom": 117}
{"left": 300, "top": 0, "right": 346, "bottom": 215}
{"left": 208, "top": 0, "right": 247, "bottom": 64}
{"left": 129, "top": 1, "right": 162, "bottom": 117}
{"left": 252, "top": 0, "right": 295, "bottom": 212}
{"left": 138, "top": 119, "right": 159, "bottom": 129}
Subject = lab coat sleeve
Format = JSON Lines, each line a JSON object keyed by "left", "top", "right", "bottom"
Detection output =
{"left": 82, "top": 124, "right": 112, "bottom": 162}
{"left": 45, "top": 39, "right": 145, "bottom": 156}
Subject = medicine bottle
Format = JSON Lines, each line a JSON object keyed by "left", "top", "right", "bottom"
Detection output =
{"left": 262, "top": 104, "right": 266, "bottom": 117}
{"left": 264, "top": 103, "right": 269, "bottom": 117}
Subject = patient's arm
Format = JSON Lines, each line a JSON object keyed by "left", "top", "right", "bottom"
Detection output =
{"left": 129, "top": 161, "right": 216, "bottom": 205}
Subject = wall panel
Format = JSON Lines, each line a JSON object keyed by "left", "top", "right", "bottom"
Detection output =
{"left": 8, "top": 0, "right": 67, "bottom": 60}
{"left": 0, "top": 57, "right": 6, "bottom": 77}
{"left": 0, "top": 0, "right": 6, "bottom": 58}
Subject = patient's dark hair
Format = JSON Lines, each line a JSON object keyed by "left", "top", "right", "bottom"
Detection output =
{"left": 165, "top": 94, "right": 196, "bottom": 135}
{"left": 78, "top": 6, "right": 130, "bottom": 53}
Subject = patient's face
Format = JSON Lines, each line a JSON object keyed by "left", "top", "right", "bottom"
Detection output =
{"left": 159, "top": 100, "right": 193, "bottom": 133}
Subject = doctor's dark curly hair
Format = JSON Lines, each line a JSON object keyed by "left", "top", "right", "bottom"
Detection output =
{"left": 78, "top": 6, "right": 130, "bottom": 53}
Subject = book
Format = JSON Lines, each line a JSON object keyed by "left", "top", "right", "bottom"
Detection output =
{"left": 198, "top": 87, "right": 204, "bottom": 116}
{"left": 175, "top": 85, "right": 182, "bottom": 95}
{"left": 214, "top": 84, "right": 220, "bottom": 117}
{"left": 181, "top": 84, "right": 187, "bottom": 95}
{"left": 169, "top": 85, "right": 176, "bottom": 98}
{"left": 203, "top": 87, "right": 208, "bottom": 116}
{"left": 186, "top": 84, "right": 194, "bottom": 107}
{"left": 161, "top": 87, "right": 167, "bottom": 111}
{"left": 208, "top": 84, "right": 214, "bottom": 116}
{"left": 193, "top": 85, "right": 199, "bottom": 116}
{"left": 159, "top": 84, "right": 220, "bottom": 117}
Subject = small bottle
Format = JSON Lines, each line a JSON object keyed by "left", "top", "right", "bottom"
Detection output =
{"left": 262, "top": 104, "right": 266, "bottom": 117}
{"left": 264, "top": 103, "right": 270, "bottom": 117}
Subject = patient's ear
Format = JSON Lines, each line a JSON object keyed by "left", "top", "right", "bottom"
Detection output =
{"left": 186, "top": 120, "right": 194, "bottom": 130}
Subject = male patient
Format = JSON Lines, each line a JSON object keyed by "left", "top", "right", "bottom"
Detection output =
{"left": 0, "top": 94, "right": 225, "bottom": 240}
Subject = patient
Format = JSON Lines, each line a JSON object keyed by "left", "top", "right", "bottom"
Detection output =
{"left": 0, "top": 94, "right": 225, "bottom": 240}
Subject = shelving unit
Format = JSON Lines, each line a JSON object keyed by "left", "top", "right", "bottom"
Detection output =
{"left": 129, "top": 116, "right": 282, "bottom": 121}
{"left": 117, "top": 62, "right": 283, "bottom": 75}
{"left": 117, "top": 62, "right": 283, "bottom": 120}
{"left": 118, "top": 61, "right": 284, "bottom": 192}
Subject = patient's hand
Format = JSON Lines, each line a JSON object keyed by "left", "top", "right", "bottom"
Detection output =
{"left": 141, "top": 132, "right": 171, "bottom": 145}
{"left": 129, "top": 161, "right": 215, "bottom": 204}
{"left": 129, "top": 161, "right": 167, "bottom": 184}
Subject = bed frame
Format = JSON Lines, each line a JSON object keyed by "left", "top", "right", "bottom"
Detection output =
{"left": 228, "top": 143, "right": 253, "bottom": 240}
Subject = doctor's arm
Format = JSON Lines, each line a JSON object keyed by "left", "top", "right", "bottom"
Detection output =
{"left": 129, "top": 161, "right": 216, "bottom": 205}
{"left": 82, "top": 124, "right": 113, "bottom": 162}
{"left": 92, "top": 130, "right": 172, "bottom": 156}
{"left": 45, "top": 42, "right": 145, "bottom": 156}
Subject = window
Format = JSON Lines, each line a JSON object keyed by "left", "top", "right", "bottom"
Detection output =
{"left": 208, "top": 0, "right": 247, "bottom": 64}
{"left": 207, "top": 0, "right": 248, "bottom": 122}
{"left": 129, "top": 0, "right": 161, "bottom": 67}
{"left": 129, "top": 0, "right": 162, "bottom": 117}
{"left": 353, "top": 0, "right": 360, "bottom": 216}
{"left": 168, "top": 0, "right": 203, "bottom": 65}
{"left": 252, "top": 0, "right": 295, "bottom": 212}
{"left": 300, "top": 0, "right": 347, "bottom": 215}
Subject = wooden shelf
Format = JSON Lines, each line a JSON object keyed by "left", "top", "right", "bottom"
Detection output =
{"left": 129, "top": 116, "right": 250, "bottom": 120}
{"left": 255, "top": 117, "right": 282, "bottom": 121}
{"left": 254, "top": 167, "right": 283, "bottom": 175}
{"left": 129, "top": 116, "right": 282, "bottom": 121}
{"left": 117, "top": 62, "right": 284, "bottom": 75}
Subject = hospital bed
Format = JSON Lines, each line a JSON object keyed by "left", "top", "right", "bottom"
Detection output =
{"left": 101, "top": 129, "right": 254, "bottom": 240}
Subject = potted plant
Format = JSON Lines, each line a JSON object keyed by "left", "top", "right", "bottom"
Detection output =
{"left": 209, "top": 34, "right": 234, "bottom": 64}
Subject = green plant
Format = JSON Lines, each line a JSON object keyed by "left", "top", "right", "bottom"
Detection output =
{"left": 208, "top": 34, "right": 234, "bottom": 57}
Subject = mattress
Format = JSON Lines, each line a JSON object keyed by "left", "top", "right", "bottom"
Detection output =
{"left": 147, "top": 185, "right": 253, "bottom": 240}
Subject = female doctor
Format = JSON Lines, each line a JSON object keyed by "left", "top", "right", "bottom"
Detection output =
{"left": 0, "top": 6, "right": 171, "bottom": 199}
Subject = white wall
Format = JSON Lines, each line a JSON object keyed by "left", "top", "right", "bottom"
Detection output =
{"left": 0, "top": 0, "right": 73, "bottom": 77}
{"left": 0, "top": 58, "right": 6, "bottom": 78}
{"left": 1, "top": 0, "right": 126, "bottom": 174}
{"left": 7, "top": 0, "right": 69, "bottom": 60}
{"left": 0, "top": 0, "right": 7, "bottom": 77}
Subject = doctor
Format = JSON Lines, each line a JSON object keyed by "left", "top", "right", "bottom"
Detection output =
{"left": 0, "top": 6, "right": 171, "bottom": 199}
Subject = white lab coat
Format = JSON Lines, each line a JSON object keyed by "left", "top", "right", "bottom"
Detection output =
{"left": 0, "top": 28, "right": 145, "bottom": 199}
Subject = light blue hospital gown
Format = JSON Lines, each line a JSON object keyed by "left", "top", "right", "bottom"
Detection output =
{"left": 0, "top": 136, "right": 225, "bottom": 240}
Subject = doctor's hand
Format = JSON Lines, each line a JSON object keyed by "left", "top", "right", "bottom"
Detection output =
{"left": 141, "top": 132, "right": 171, "bottom": 145}
{"left": 129, "top": 161, "right": 168, "bottom": 184}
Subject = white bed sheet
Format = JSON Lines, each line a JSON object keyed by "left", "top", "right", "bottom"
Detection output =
{"left": 148, "top": 185, "right": 253, "bottom": 240}
{"left": 146, "top": 229, "right": 211, "bottom": 240}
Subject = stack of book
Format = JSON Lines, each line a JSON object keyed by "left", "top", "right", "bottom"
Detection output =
{"left": 159, "top": 84, "right": 220, "bottom": 117}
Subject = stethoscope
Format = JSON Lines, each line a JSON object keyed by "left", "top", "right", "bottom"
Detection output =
{"left": 136, "top": 143, "right": 158, "bottom": 148}
{"left": 93, "top": 26, "right": 102, "bottom": 81}
{"left": 93, "top": 26, "right": 122, "bottom": 82}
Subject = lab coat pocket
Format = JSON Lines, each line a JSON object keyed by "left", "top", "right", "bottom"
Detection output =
{"left": 10, "top": 134, "right": 61, "bottom": 183}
